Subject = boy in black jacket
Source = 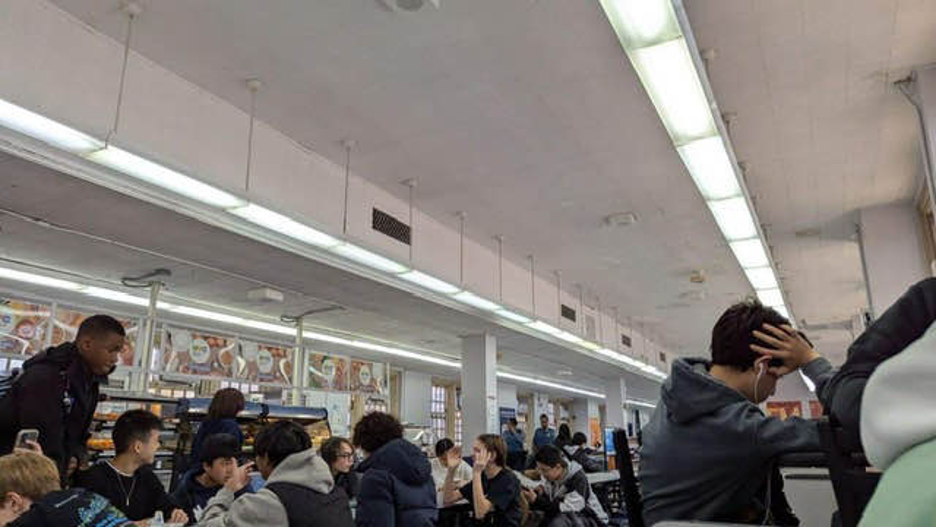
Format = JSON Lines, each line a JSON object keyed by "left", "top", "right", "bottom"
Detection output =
{"left": 170, "top": 433, "right": 250, "bottom": 524}
{"left": 74, "top": 410, "right": 188, "bottom": 524}
{"left": 0, "top": 315, "right": 125, "bottom": 481}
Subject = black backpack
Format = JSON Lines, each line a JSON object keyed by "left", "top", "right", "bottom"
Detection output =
{"left": 0, "top": 356, "right": 74, "bottom": 429}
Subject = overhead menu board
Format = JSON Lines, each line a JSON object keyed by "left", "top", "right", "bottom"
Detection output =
{"left": 51, "top": 308, "right": 139, "bottom": 367}
{"left": 239, "top": 340, "right": 292, "bottom": 385}
{"left": 0, "top": 299, "right": 50, "bottom": 356}
{"left": 350, "top": 359, "right": 387, "bottom": 394}
{"left": 308, "top": 352, "right": 350, "bottom": 391}
{"left": 161, "top": 327, "right": 238, "bottom": 377}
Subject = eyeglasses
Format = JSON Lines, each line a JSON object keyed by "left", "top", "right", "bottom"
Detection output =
{"left": 337, "top": 452, "right": 355, "bottom": 459}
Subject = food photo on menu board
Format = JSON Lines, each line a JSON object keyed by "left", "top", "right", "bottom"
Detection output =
{"left": 51, "top": 308, "right": 139, "bottom": 367}
{"left": 308, "top": 352, "right": 349, "bottom": 391}
{"left": 161, "top": 327, "right": 238, "bottom": 377}
{"left": 238, "top": 340, "right": 292, "bottom": 385}
{"left": 350, "top": 359, "right": 387, "bottom": 394}
{"left": 0, "top": 299, "right": 51, "bottom": 355}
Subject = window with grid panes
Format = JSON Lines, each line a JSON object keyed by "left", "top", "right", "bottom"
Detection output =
{"left": 431, "top": 385, "right": 447, "bottom": 442}
{"left": 455, "top": 388, "right": 463, "bottom": 444}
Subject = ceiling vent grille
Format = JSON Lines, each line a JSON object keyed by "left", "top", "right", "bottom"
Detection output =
{"left": 659, "top": 352, "right": 667, "bottom": 364}
{"left": 372, "top": 208, "right": 411, "bottom": 245}
{"left": 561, "top": 304, "right": 577, "bottom": 323}
{"left": 621, "top": 334, "right": 632, "bottom": 348}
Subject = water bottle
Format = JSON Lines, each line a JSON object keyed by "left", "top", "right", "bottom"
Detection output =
{"left": 152, "top": 511, "right": 164, "bottom": 526}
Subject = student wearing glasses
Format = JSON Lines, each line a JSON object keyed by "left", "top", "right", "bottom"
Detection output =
{"left": 320, "top": 437, "right": 359, "bottom": 501}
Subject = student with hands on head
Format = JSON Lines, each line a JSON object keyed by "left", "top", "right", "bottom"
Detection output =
{"left": 442, "top": 434, "right": 523, "bottom": 527}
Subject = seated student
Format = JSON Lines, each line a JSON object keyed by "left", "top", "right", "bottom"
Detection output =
{"left": 353, "top": 412, "right": 437, "bottom": 527}
{"left": 442, "top": 434, "right": 523, "bottom": 527}
{"left": 857, "top": 320, "right": 936, "bottom": 526}
{"left": 200, "top": 420, "right": 352, "bottom": 526}
{"left": 562, "top": 433, "right": 601, "bottom": 474}
{"left": 822, "top": 278, "right": 936, "bottom": 447}
{"left": 319, "top": 437, "right": 359, "bottom": 501}
{"left": 75, "top": 410, "right": 188, "bottom": 524}
{"left": 639, "top": 300, "right": 835, "bottom": 525}
{"left": 170, "top": 433, "right": 250, "bottom": 524}
{"left": 0, "top": 450, "right": 129, "bottom": 527}
{"left": 430, "top": 438, "right": 472, "bottom": 490}
{"left": 186, "top": 389, "right": 245, "bottom": 473}
{"left": 525, "top": 445, "right": 607, "bottom": 527}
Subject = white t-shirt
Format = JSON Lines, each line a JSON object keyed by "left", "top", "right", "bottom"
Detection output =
{"left": 431, "top": 457, "right": 473, "bottom": 489}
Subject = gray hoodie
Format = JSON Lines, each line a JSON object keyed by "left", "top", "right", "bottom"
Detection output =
{"left": 861, "top": 320, "right": 936, "bottom": 471}
{"left": 538, "top": 460, "right": 609, "bottom": 525}
{"left": 639, "top": 357, "right": 833, "bottom": 525}
{"left": 198, "top": 448, "right": 334, "bottom": 527}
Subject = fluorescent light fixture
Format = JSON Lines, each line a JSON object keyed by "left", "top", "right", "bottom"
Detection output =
{"left": 399, "top": 271, "right": 460, "bottom": 295}
{"left": 0, "top": 267, "right": 84, "bottom": 291}
{"left": 227, "top": 203, "right": 340, "bottom": 249}
{"left": 744, "top": 266, "right": 779, "bottom": 290}
{"left": 627, "top": 399, "right": 658, "bottom": 409}
{"left": 331, "top": 243, "right": 408, "bottom": 274}
{"left": 773, "top": 305, "right": 791, "bottom": 320}
{"left": 87, "top": 147, "right": 246, "bottom": 209}
{"left": 239, "top": 319, "right": 296, "bottom": 336}
{"left": 729, "top": 238, "right": 770, "bottom": 268}
{"left": 630, "top": 39, "right": 716, "bottom": 143}
{"left": 167, "top": 305, "right": 246, "bottom": 326}
{"left": 452, "top": 291, "right": 501, "bottom": 312}
{"left": 756, "top": 288, "right": 784, "bottom": 307}
{"left": 677, "top": 136, "right": 742, "bottom": 201}
{"left": 554, "top": 330, "right": 584, "bottom": 345}
{"left": 497, "top": 371, "right": 604, "bottom": 399}
{"left": 526, "top": 320, "right": 563, "bottom": 335}
{"left": 709, "top": 197, "right": 757, "bottom": 241}
{"left": 495, "top": 309, "right": 532, "bottom": 324}
{"left": 305, "top": 331, "right": 355, "bottom": 346}
{"left": 580, "top": 341, "right": 602, "bottom": 351}
{"left": 350, "top": 340, "right": 461, "bottom": 368}
{"left": 83, "top": 287, "right": 150, "bottom": 307}
{"left": 598, "top": 0, "right": 681, "bottom": 50}
{"left": 0, "top": 98, "right": 103, "bottom": 153}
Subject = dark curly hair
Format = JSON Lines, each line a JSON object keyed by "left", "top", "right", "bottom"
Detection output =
{"left": 352, "top": 412, "right": 403, "bottom": 454}
{"left": 711, "top": 299, "right": 790, "bottom": 371}
{"left": 320, "top": 436, "right": 353, "bottom": 465}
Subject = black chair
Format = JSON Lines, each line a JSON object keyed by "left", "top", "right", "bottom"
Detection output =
{"left": 613, "top": 429, "right": 644, "bottom": 527}
{"left": 817, "top": 418, "right": 880, "bottom": 526}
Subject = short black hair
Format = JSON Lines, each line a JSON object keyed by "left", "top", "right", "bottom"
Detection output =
{"left": 435, "top": 438, "right": 455, "bottom": 458}
{"left": 254, "top": 421, "right": 311, "bottom": 469}
{"left": 320, "top": 437, "right": 353, "bottom": 465}
{"left": 534, "top": 445, "right": 565, "bottom": 468}
{"left": 200, "top": 433, "right": 240, "bottom": 465}
{"left": 509, "top": 418, "right": 518, "bottom": 426}
{"left": 557, "top": 424, "right": 571, "bottom": 439}
{"left": 571, "top": 432, "right": 587, "bottom": 446}
{"left": 352, "top": 412, "right": 403, "bottom": 454}
{"left": 539, "top": 414, "right": 549, "bottom": 421}
{"left": 113, "top": 410, "right": 162, "bottom": 454}
{"left": 711, "top": 299, "right": 790, "bottom": 371}
{"left": 76, "top": 315, "right": 126, "bottom": 341}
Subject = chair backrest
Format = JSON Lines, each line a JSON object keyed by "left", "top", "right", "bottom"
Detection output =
{"left": 817, "top": 418, "right": 880, "bottom": 527}
{"left": 613, "top": 429, "right": 645, "bottom": 527}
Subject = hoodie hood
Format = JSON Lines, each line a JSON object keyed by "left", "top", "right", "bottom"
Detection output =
{"left": 358, "top": 438, "right": 431, "bottom": 486}
{"left": 266, "top": 448, "right": 334, "bottom": 494}
{"left": 563, "top": 445, "right": 579, "bottom": 458}
{"left": 662, "top": 358, "right": 749, "bottom": 423}
{"left": 861, "top": 320, "right": 936, "bottom": 471}
{"left": 23, "top": 341, "right": 76, "bottom": 369}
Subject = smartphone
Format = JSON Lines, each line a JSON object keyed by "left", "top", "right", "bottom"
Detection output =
{"left": 15, "top": 428, "right": 39, "bottom": 449}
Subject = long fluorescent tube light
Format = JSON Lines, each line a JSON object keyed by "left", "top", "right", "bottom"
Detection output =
{"left": 331, "top": 243, "right": 408, "bottom": 274}
{"left": 168, "top": 305, "right": 247, "bottom": 326}
{"left": 630, "top": 39, "right": 716, "bottom": 143}
{"left": 497, "top": 371, "right": 604, "bottom": 399}
{"left": 239, "top": 319, "right": 296, "bottom": 336}
{"left": 452, "top": 291, "right": 501, "bottom": 312}
{"left": 599, "top": 0, "right": 681, "bottom": 50}
{"left": 744, "top": 267, "right": 779, "bottom": 290}
{"left": 729, "top": 239, "right": 770, "bottom": 268}
{"left": 554, "top": 330, "right": 584, "bottom": 345}
{"left": 83, "top": 286, "right": 151, "bottom": 307}
{"left": 0, "top": 99, "right": 103, "bottom": 153}
{"left": 86, "top": 146, "right": 246, "bottom": 209}
{"left": 350, "top": 340, "right": 461, "bottom": 368}
{"left": 677, "top": 136, "right": 741, "bottom": 200}
{"left": 399, "top": 271, "right": 460, "bottom": 295}
{"left": 756, "top": 288, "right": 784, "bottom": 308}
{"left": 526, "top": 320, "right": 563, "bottom": 335}
{"left": 627, "top": 399, "right": 658, "bottom": 409}
{"left": 709, "top": 197, "right": 757, "bottom": 241}
{"left": 495, "top": 309, "right": 532, "bottom": 324}
{"left": 774, "top": 305, "right": 791, "bottom": 320}
{"left": 227, "top": 203, "right": 340, "bottom": 249}
{"left": 580, "top": 341, "right": 602, "bottom": 351}
{"left": 0, "top": 267, "right": 85, "bottom": 291}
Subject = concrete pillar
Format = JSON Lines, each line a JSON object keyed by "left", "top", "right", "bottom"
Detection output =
{"left": 604, "top": 377, "right": 627, "bottom": 429}
{"left": 400, "top": 370, "right": 432, "bottom": 426}
{"left": 461, "top": 334, "right": 498, "bottom": 445}
{"left": 859, "top": 205, "right": 927, "bottom": 318}
{"left": 572, "top": 398, "right": 601, "bottom": 443}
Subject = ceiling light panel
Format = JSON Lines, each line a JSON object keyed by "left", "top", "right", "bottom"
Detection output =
{"left": 399, "top": 271, "right": 460, "bottom": 295}
{"left": 744, "top": 267, "right": 779, "bottom": 290}
{"left": 87, "top": 146, "right": 246, "bottom": 209}
{"left": 331, "top": 243, "right": 409, "bottom": 274}
{"left": 708, "top": 197, "right": 758, "bottom": 241}
{"left": 756, "top": 288, "right": 784, "bottom": 307}
{"left": 677, "top": 136, "right": 741, "bottom": 200}
{"left": 228, "top": 204, "right": 340, "bottom": 249}
{"left": 729, "top": 238, "right": 770, "bottom": 269}
{"left": 452, "top": 291, "right": 501, "bottom": 312}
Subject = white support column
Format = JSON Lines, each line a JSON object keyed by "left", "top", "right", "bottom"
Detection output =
{"left": 859, "top": 205, "right": 928, "bottom": 318}
{"left": 604, "top": 377, "right": 627, "bottom": 430}
{"left": 461, "top": 334, "right": 498, "bottom": 444}
{"left": 400, "top": 370, "right": 432, "bottom": 426}
{"left": 572, "top": 398, "right": 601, "bottom": 442}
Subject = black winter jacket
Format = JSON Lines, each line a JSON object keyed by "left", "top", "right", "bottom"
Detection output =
{"left": 355, "top": 439, "right": 437, "bottom": 526}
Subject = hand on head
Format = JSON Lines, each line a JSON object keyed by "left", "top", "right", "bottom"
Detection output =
{"left": 751, "top": 323, "right": 819, "bottom": 376}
